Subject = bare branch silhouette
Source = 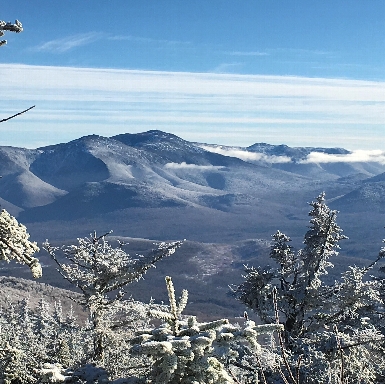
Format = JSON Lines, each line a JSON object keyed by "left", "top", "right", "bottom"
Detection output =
{"left": 0, "top": 105, "right": 35, "bottom": 123}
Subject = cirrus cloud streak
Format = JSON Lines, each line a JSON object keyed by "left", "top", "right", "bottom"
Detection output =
{"left": 0, "top": 64, "right": 384, "bottom": 149}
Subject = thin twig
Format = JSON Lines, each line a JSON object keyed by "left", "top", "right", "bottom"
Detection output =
{"left": 255, "top": 354, "right": 268, "bottom": 384}
{"left": 228, "top": 368, "right": 242, "bottom": 384}
{"left": 334, "top": 325, "right": 344, "bottom": 384}
{"left": 230, "top": 361, "right": 257, "bottom": 373}
{"left": 296, "top": 355, "right": 303, "bottom": 384}
{"left": 45, "top": 243, "right": 88, "bottom": 296}
{"left": 0, "top": 105, "right": 35, "bottom": 123}
{"left": 278, "top": 367, "right": 291, "bottom": 384}
{"left": 92, "top": 230, "right": 113, "bottom": 242}
{"left": 273, "top": 287, "right": 298, "bottom": 384}
{"left": 124, "top": 364, "right": 152, "bottom": 371}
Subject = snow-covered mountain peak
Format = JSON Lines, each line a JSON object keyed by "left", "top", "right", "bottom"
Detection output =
{"left": 247, "top": 142, "right": 351, "bottom": 161}
{"left": 112, "top": 130, "right": 205, "bottom": 156}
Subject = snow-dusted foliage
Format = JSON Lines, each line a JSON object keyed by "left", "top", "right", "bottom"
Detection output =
{"left": 0, "top": 298, "right": 89, "bottom": 383}
{"left": 233, "top": 193, "right": 385, "bottom": 383}
{"left": 0, "top": 296, "right": 162, "bottom": 383}
{"left": 44, "top": 233, "right": 182, "bottom": 366}
{"left": 132, "top": 276, "right": 283, "bottom": 384}
{"left": 0, "top": 209, "right": 41, "bottom": 278}
{"left": 0, "top": 19, "right": 22, "bottom": 46}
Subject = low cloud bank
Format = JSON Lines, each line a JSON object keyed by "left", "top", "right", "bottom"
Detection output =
{"left": 165, "top": 162, "right": 224, "bottom": 170}
{"left": 301, "top": 150, "right": 385, "bottom": 165}
{"left": 200, "top": 145, "right": 292, "bottom": 164}
{"left": 201, "top": 145, "right": 385, "bottom": 165}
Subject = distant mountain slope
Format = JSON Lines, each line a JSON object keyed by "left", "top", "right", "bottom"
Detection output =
{"left": 247, "top": 142, "right": 350, "bottom": 159}
{"left": 0, "top": 130, "right": 384, "bottom": 254}
{"left": 0, "top": 170, "right": 67, "bottom": 208}
{"left": 113, "top": 130, "right": 232, "bottom": 162}
{"left": 276, "top": 160, "right": 385, "bottom": 179}
{"left": 365, "top": 171, "right": 385, "bottom": 183}
{"left": 2, "top": 131, "right": 385, "bottom": 319}
{"left": 0, "top": 146, "right": 39, "bottom": 175}
{"left": 0, "top": 276, "right": 85, "bottom": 320}
{"left": 331, "top": 181, "right": 385, "bottom": 213}
{"left": 30, "top": 136, "right": 111, "bottom": 189}
{"left": 12, "top": 131, "right": 316, "bottom": 223}
{"left": 329, "top": 170, "right": 385, "bottom": 214}
{"left": 19, "top": 181, "right": 185, "bottom": 222}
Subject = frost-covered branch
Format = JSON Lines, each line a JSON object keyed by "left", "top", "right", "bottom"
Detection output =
{"left": 0, "top": 19, "right": 22, "bottom": 46}
{"left": 44, "top": 235, "right": 182, "bottom": 304}
{"left": 0, "top": 209, "right": 41, "bottom": 278}
{"left": 132, "top": 276, "right": 283, "bottom": 384}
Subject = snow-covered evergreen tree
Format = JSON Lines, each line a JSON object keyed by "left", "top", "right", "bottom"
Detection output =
{"left": 0, "top": 295, "right": 161, "bottom": 383}
{"left": 44, "top": 233, "right": 182, "bottom": 366}
{"left": 233, "top": 193, "right": 385, "bottom": 383}
{"left": 132, "top": 276, "right": 283, "bottom": 384}
{"left": 0, "top": 297, "right": 88, "bottom": 383}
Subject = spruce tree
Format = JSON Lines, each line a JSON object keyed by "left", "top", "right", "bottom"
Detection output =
{"left": 132, "top": 276, "right": 283, "bottom": 384}
{"left": 233, "top": 193, "right": 385, "bottom": 383}
{"left": 44, "top": 233, "right": 182, "bottom": 365}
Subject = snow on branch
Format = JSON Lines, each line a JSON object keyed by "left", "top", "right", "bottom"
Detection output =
{"left": 0, "top": 19, "right": 23, "bottom": 46}
{"left": 0, "top": 209, "right": 41, "bottom": 278}
{"left": 132, "top": 276, "right": 283, "bottom": 383}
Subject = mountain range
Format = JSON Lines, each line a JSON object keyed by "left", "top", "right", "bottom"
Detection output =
{"left": 0, "top": 130, "right": 384, "bottom": 253}
{"left": 1, "top": 129, "right": 385, "bottom": 316}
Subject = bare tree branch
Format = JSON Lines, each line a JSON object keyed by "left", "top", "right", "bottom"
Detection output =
{"left": 0, "top": 105, "right": 35, "bottom": 123}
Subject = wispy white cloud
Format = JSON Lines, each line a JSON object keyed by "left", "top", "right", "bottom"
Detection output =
{"left": 32, "top": 32, "right": 101, "bottom": 53}
{"left": 269, "top": 48, "right": 334, "bottom": 57}
{"left": 212, "top": 62, "right": 244, "bottom": 73}
{"left": 165, "top": 162, "right": 224, "bottom": 170}
{"left": 200, "top": 145, "right": 292, "bottom": 163}
{"left": 301, "top": 150, "right": 385, "bottom": 165}
{"left": 3, "top": 64, "right": 384, "bottom": 102}
{"left": 223, "top": 51, "right": 268, "bottom": 56}
{"left": 108, "top": 34, "right": 191, "bottom": 47}
{"left": 1, "top": 64, "right": 385, "bottom": 149}
{"left": 32, "top": 32, "right": 191, "bottom": 54}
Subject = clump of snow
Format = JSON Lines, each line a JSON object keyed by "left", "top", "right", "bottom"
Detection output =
{"left": 71, "top": 364, "right": 110, "bottom": 384}
{"left": 39, "top": 363, "right": 70, "bottom": 383}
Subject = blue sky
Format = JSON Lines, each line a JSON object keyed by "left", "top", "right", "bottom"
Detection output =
{"left": 1, "top": 1, "right": 384, "bottom": 150}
